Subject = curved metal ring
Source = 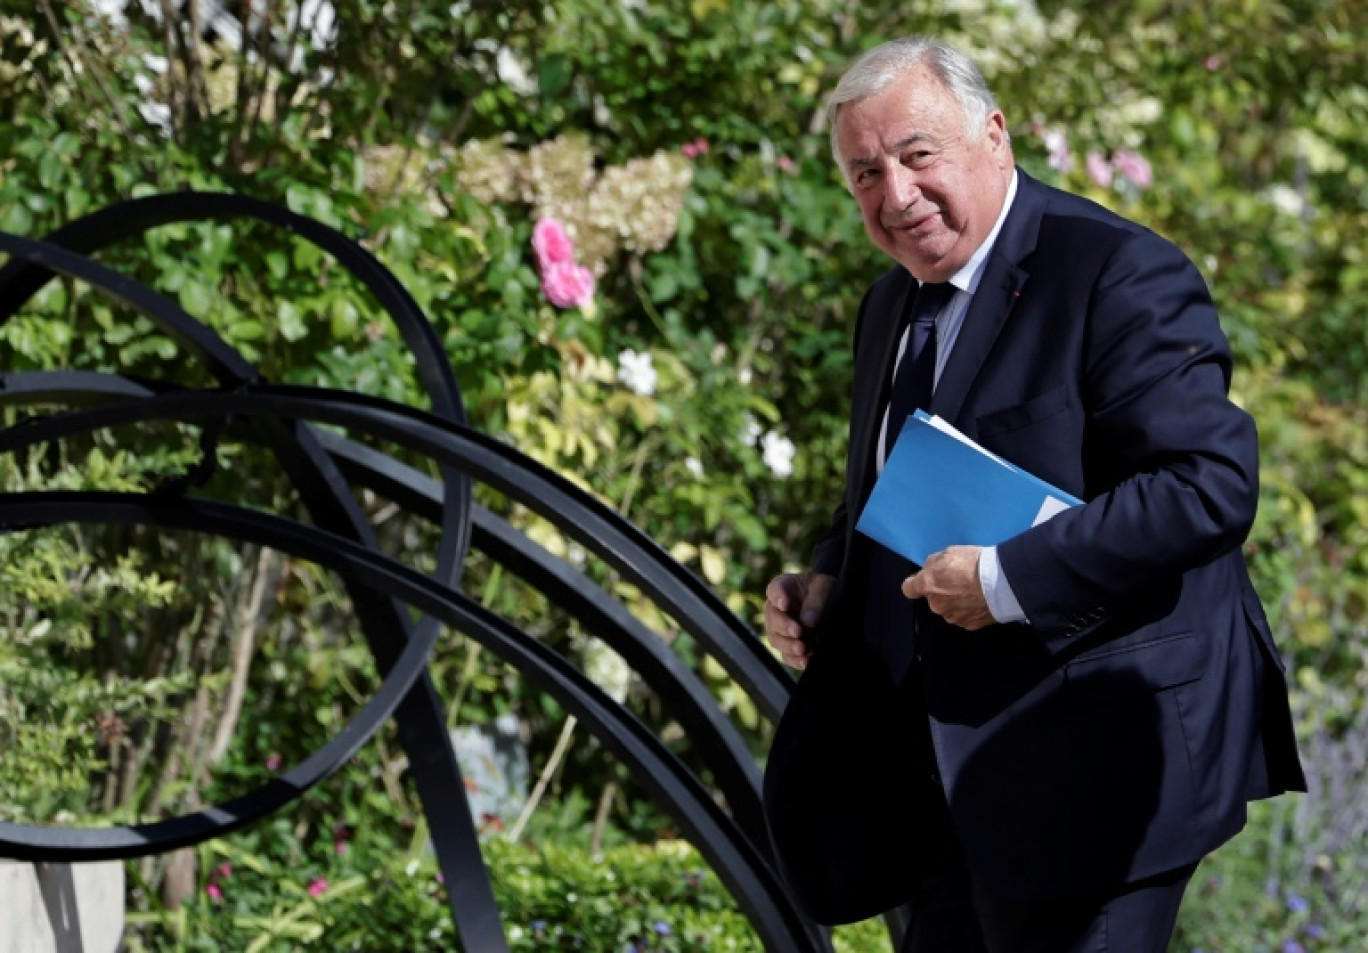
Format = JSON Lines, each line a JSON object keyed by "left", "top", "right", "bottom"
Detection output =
{"left": 0, "top": 491, "right": 827, "bottom": 952}
{"left": 0, "top": 220, "right": 505, "bottom": 950}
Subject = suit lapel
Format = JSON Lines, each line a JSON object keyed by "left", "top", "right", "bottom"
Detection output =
{"left": 931, "top": 171, "right": 1048, "bottom": 426}
{"left": 849, "top": 272, "right": 915, "bottom": 507}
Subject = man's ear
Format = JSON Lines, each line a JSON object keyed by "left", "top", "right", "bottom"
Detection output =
{"left": 984, "top": 110, "right": 1011, "bottom": 165}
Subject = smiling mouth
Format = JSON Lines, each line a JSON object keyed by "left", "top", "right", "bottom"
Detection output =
{"left": 884, "top": 210, "right": 939, "bottom": 233}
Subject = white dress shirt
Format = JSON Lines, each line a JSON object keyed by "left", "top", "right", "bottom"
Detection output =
{"left": 875, "top": 171, "right": 1028, "bottom": 625}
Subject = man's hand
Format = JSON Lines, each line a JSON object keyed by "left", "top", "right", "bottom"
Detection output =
{"left": 764, "top": 571, "right": 835, "bottom": 671}
{"left": 902, "top": 546, "right": 995, "bottom": 630}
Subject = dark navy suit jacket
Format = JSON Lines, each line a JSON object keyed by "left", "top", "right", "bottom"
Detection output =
{"left": 764, "top": 170, "right": 1304, "bottom": 924}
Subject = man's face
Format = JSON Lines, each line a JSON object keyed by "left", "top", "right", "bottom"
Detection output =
{"left": 834, "top": 65, "right": 1013, "bottom": 283}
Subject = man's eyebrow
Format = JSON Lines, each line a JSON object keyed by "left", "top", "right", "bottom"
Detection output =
{"left": 845, "top": 133, "right": 934, "bottom": 171}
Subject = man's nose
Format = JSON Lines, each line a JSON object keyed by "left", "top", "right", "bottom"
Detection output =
{"left": 884, "top": 163, "right": 921, "bottom": 212}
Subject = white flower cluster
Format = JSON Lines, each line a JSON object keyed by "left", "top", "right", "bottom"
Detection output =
{"left": 452, "top": 135, "right": 693, "bottom": 273}
{"left": 585, "top": 152, "right": 694, "bottom": 255}
{"left": 450, "top": 137, "right": 520, "bottom": 206}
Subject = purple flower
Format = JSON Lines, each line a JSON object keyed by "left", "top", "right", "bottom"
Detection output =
{"left": 1282, "top": 940, "right": 1306, "bottom": 953}
{"left": 1112, "top": 149, "right": 1153, "bottom": 189}
{"left": 1305, "top": 923, "right": 1325, "bottom": 939}
{"left": 653, "top": 920, "right": 672, "bottom": 936}
{"left": 1085, "top": 151, "right": 1114, "bottom": 188}
{"left": 1286, "top": 892, "right": 1310, "bottom": 914}
{"left": 531, "top": 920, "right": 547, "bottom": 933}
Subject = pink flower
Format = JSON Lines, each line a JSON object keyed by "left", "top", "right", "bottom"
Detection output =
{"left": 531, "top": 218, "right": 575, "bottom": 268}
{"left": 681, "top": 137, "right": 709, "bottom": 159}
{"left": 335, "top": 839, "right": 348, "bottom": 856}
{"left": 307, "top": 878, "right": 328, "bottom": 897}
{"left": 1043, "top": 128, "right": 1072, "bottom": 173}
{"left": 540, "top": 259, "right": 595, "bottom": 309}
{"left": 1205, "top": 55, "right": 1222, "bottom": 71}
{"left": 1112, "top": 149, "right": 1153, "bottom": 189}
{"left": 776, "top": 156, "right": 795, "bottom": 173}
{"left": 206, "top": 883, "right": 224, "bottom": 901}
{"left": 1085, "top": 151, "right": 1114, "bottom": 188}
{"left": 265, "top": 753, "right": 282, "bottom": 772}
{"left": 215, "top": 863, "right": 233, "bottom": 880}
{"left": 693, "top": 137, "right": 709, "bottom": 155}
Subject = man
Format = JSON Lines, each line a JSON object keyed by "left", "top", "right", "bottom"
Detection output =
{"left": 761, "top": 36, "right": 1304, "bottom": 953}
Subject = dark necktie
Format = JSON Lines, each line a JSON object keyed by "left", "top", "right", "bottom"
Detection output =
{"left": 865, "top": 280, "right": 955, "bottom": 684}
{"left": 883, "top": 281, "right": 955, "bottom": 461}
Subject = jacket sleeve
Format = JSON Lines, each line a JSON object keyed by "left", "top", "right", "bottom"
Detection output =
{"left": 997, "top": 233, "right": 1259, "bottom": 655}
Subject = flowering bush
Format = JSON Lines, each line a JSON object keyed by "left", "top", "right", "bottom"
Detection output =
{"left": 4, "top": 1, "right": 1368, "bottom": 947}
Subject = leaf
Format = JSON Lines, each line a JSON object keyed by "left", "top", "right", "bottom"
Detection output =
{"left": 699, "top": 545, "right": 726, "bottom": 586}
{"left": 277, "top": 301, "right": 308, "bottom": 342}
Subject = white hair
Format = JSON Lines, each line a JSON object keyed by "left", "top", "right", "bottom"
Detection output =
{"left": 827, "top": 37, "right": 1003, "bottom": 170}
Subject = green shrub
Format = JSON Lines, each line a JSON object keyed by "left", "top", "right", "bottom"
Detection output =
{"left": 123, "top": 834, "right": 891, "bottom": 952}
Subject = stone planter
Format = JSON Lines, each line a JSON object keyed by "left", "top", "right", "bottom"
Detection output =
{"left": 0, "top": 860, "right": 124, "bottom": 953}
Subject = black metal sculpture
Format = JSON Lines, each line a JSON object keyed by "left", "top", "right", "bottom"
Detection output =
{"left": 0, "top": 195, "right": 885, "bottom": 951}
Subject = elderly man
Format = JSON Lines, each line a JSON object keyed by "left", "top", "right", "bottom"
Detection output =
{"left": 762, "top": 36, "right": 1304, "bottom": 953}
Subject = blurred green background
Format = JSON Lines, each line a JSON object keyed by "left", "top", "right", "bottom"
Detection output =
{"left": 1, "top": 1, "right": 1364, "bottom": 949}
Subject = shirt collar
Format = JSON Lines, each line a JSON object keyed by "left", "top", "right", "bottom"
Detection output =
{"left": 947, "top": 169, "right": 1019, "bottom": 295}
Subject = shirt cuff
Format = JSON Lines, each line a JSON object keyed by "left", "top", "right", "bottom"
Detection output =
{"left": 979, "top": 545, "right": 1028, "bottom": 624}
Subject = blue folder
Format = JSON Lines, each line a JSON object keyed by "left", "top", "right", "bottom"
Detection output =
{"left": 855, "top": 410, "right": 1083, "bottom": 566}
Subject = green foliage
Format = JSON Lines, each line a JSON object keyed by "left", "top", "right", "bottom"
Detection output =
{"left": 3, "top": 0, "right": 1368, "bottom": 946}
{"left": 123, "top": 832, "right": 891, "bottom": 952}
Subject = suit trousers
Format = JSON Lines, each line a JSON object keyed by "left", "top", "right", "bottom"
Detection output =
{"left": 893, "top": 669, "right": 1196, "bottom": 953}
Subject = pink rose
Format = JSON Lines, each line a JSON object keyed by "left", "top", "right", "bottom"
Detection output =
{"left": 1085, "top": 151, "right": 1114, "bottom": 188}
{"left": 1112, "top": 149, "right": 1153, "bottom": 189}
{"left": 531, "top": 218, "right": 575, "bottom": 268}
{"left": 540, "top": 259, "right": 595, "bottom": 309}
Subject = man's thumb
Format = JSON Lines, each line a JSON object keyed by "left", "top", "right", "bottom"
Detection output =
{"left": 800, "top": 575, "right": 833, "bottom": 626}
